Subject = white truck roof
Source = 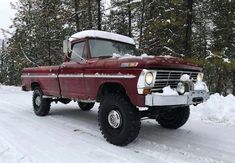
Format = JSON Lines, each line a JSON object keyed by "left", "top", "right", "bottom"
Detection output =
{"left": 69, "top": 30, "right": 135, "bottom": 45}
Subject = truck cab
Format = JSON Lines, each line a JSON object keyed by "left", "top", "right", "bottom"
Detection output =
{"left": 21, "top": 30, "right": 209, "bottom": 146}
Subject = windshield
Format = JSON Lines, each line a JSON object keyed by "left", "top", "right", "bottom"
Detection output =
{"left": 89, "top": 39, "right": 139, "bottom": 58}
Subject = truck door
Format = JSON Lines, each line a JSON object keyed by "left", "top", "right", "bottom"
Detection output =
{"left": 58, "top": 41, "right": 86, "bottom": 100}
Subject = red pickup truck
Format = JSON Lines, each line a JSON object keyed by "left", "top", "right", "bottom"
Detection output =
{"left": 21, "top": 30, "right": 209, "bottom": 146}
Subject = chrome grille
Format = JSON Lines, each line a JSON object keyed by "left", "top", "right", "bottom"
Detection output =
{"left": 152, "top": 70, "right": 199, "bottom": 92}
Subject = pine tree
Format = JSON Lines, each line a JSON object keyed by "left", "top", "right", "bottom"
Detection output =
{"left": 185, "top": 0, "right": 193, "bottom": 56}
{"left": 141, "top": 0, "right": 187, "bottom": 56}
{"left": 108, "top": 0, "right": 130, "bottom": 36}
{"left": 192, "top": 0, "right": 212, "bottom": 58}
{"left": 211, "top": 0, "right": 235, "bottom": 60}
{"left": 5, "top": 0, "right": 71, "bottom": 84}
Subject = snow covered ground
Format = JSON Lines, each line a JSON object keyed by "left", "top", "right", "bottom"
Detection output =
{"left": 0, "top": 85, "right": 234, "bottom": 163}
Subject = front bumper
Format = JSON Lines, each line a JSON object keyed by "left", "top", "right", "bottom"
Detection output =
{"left": 145, "top": 90, "right": 210, "bottom": 106}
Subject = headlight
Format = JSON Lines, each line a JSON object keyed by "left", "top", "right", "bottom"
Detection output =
{"left": 145, "top": 72, "right": 154, "bottom": 85}
{"left": 177, "top": 82, "right": 185, "bottom": 95}
{"left": 137, "top": 69, "right": 156, "bottom": 94}
{"left": 197, "top": 73, "right": 204, "bottom": 81}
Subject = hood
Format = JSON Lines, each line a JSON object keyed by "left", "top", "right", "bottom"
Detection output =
{"left": 88, "top": 56, "right": 202, "bottom": 71}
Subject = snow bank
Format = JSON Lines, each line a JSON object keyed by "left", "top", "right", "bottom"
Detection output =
{"left": 191, "top": 93, "right": 235, "bottom": 125}
{"left": 0, "top": 85, "right": 21, "bottom": 92}
{"left": 150, "top": 84, "right": 234, "bottom": 126}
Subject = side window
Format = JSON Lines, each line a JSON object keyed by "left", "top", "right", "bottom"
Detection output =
{"left": 70, "top": 42, "right": 85, "bottom": 62}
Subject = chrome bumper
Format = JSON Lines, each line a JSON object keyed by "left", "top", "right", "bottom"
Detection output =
{"left": 145, "top": 90, "right": 210, "bottom": 106}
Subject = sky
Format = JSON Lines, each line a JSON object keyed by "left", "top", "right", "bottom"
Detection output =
{"left": 0, "top": 0, "right": 18, "bottom": 39}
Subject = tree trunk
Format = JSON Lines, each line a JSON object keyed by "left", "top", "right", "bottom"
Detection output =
{"left": 97, "top": 0, "right": 101, "bottom": 30}
{"left": 185, "top": 0, "right": 193, "bottom": 57}
{"left": 233, "top": 70, "right": 235, "bottom": 95}
{"left": 216, "top": 73, "right": 222, "bottom": 94}
{"left": 1, "top": 40, "right": 4, "bottom": 71}
{"left": 225, "top": 0, "right": 233, "bottom": 59}
{"left": 139, "top": 0, "right": 145, "bottom": 49}
{"left": 128, "top": 0, "right": 132, "bottom": 37}
{"left": 88, "top": 0, "right": 92, "bottom": 29}
{"left": 202, "top": 26, "right": 207, "bottom": 58}
{"left": 48, "top": 40, "right": 51, "bottom": 66}
{"left": 74, "top": 0, "right": 80, "bottom": 32}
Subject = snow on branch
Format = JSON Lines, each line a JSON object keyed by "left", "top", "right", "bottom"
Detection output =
{"left": 205, "top": 50, "right": 231, "bottom": 63}
{"left": 163, "top": 46, "right": 184, "bottom": 57}
{"left": 19, "top": 43, "right": 39, "bottom": 67}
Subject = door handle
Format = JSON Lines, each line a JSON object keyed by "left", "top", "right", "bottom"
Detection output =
{"left": 50, "top": 69, "right": 56, "bottom": 73}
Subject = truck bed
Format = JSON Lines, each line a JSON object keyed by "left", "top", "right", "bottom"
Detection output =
{"left": 21, "top": 66, "right": 61, "bottom": 97}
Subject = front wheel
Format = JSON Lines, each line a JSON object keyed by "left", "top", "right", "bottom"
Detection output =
{"left": 157, "top": 106, "right": 190, "bottom": 129}
{"left": 32, "top": 87, "right": 51, "bottom": 116}
{"left": 98, "top": 93, "right": 141, "bottom": 146}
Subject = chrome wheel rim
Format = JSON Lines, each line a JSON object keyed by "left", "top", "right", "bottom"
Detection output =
{"left": 108, "top": 110, "right": 122, "bottom": 129}
{"left": 35, "top": 96, "right": 41, "bottom": 106}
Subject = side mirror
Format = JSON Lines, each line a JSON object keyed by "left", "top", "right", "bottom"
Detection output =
{"left": 63, "top": 37, "right": 71, "bottom": 54}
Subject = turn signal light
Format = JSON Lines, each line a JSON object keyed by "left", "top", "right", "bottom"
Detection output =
{"left": 143, "top": 88, "right": 151, "bottom": 95}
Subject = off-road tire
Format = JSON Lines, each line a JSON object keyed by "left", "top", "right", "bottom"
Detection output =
{"left": 98, "top": 93, "right": 141, "bottom": 146}
{"left": 78, "top": 102, "right": 95, "bottom": 111}
{"left": 32, "top": 87, "right": 51, "bottom": 116}
{"left": 157, "top": 106, "right": 190, "bottom": 129}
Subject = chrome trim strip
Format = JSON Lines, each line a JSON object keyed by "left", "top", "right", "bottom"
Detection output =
{"left": 58, "top": 74, "right": 83, "bottom": 78}
{"left": 84, "top": 74, "right": 136, "bottom": 78}
{"left": 21, "top": 75, "right": 57, "bottom": 78}
{"left": 155, "top": 79, "right": 181, "bottom": 82}
{"left": 22, "top": 74, "right": 136, "bottom": 79}
{"left": 156, "top": 70, "right": 200, "bottom": 74}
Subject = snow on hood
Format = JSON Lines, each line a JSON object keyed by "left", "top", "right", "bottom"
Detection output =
{"left": 110, "top": 53, "right": 201, "bottom": 70}
{"left": 112, "top": 53, "right": 154, "bottom": 59}
{"left": 158, "top": 55, "right": 177, "bottom": 58}
{"left": 70, "top": 30, "right": 135, "bottom": 45}
{"left": 112, "top": 53, "right": 178, "bottom": 60}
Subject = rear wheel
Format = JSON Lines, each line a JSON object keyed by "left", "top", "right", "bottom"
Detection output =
{"left": 157, "top": 106, "right": 190, "bottom": 129}
{"left": 78, "top": 102, "right": 95, "bottom": 111}
{"left": 32, "top": 87, "right": 51, "bottom": 116}
{"left": 98, "top": 93, "right": 141, "bottom": 146}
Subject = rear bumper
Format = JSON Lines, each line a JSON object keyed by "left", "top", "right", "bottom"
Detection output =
{"left": 145, "top": 90, "right": 210, "bottom": 106}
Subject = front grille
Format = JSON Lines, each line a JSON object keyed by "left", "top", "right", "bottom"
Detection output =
{"left": 151, "top": 70, "right": 199, "bottom": 92}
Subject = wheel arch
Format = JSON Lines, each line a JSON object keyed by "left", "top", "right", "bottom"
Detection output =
{"left": 96, "top": 82, "right": 130, "bottom": 103}
{"left": 31, "top": 82, "right": 40, "bottom": 90}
